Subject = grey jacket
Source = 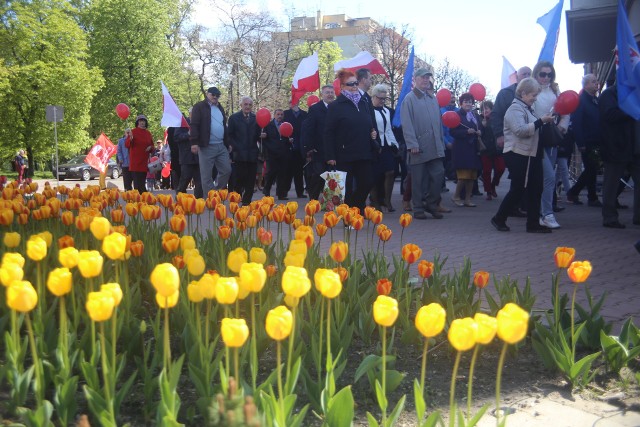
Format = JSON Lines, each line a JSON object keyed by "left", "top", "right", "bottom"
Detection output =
{"left": 503, "top": 98, "right": 539, "bottom": 157}
{"left": 400, "top": 88, "right": 445, "bottom": 165}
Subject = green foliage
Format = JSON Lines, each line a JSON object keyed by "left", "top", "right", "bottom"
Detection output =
{"left": 600, "top": 318, "right": 640, "bottom": 373}
{"left": 287, "top": 41, "right": 344, "bottom": 88}
{"left": 575, "top": 286, "right": 612, "bottom": 350}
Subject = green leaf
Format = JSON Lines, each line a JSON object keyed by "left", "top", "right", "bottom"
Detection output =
{"left": 354, "top": 354, "right": 381, "bottom": 383}
{"left": 413, "top": 379, "right": 426, "bottom": 421}
{"left": 374, "top": 379, "right": 388, "bottom": 412}
{"left": 325, "top": 386, "right": 354, "bottom": 427}
{"left": 386, "top": 395, "right": 406, "bottom": 427}
{"left": 366, "top": 411, "right": 380, "bottom": 427}
{"left": 569, "top": 352, "right": 601, "bottom": 384}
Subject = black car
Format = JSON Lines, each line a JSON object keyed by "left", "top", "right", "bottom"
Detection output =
{"left": 57, "top": 155, "right": 121, "bottom": 181}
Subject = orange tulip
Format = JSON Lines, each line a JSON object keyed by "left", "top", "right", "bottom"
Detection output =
{"left": 125, "top": 202, "right": 139, "bottom": 217}
{"left": 399, "top": 213, "right": 412, "bottom": 228}
{"left": 554, "top": 247, "right": 576, "bottom": 269}
{"left": 228, "top": 191, "right": 241, "bottom": 203}
{"left": 110, "top": 208, "right": 125, "bottom": 223}
{"left": 332, "top": 266, "right": 348, "bottom": 282}
{"left": 161, "top": 232, "right": 180, "bottom": 253}
{"left": 401, "top": 243, "right": 422, "bottom": 264}
{"left": 218, "top": 189, "right": 229, "bottom": 201}
{"left": 169, "top": 214, "right": 187, "bottom": 233}
{"left": 75, "top": 214, "right": 92, "bottom": 231}
{"left": 567, "top": 261, "right": 592, "bottom": 283}
{"left": 304, "top": 200, "right": 320, "bottom": 216}
{"left": 323, "top": 211, "right": 339, "bottom": 228}
{"left": 370, "top": 209, "right": 383, "bottom": 225}
{"left": 214, "top": 204, "right": 227, "bottom": 221}
{"left": 61, "top": 210, "right": 74, "bottom": 226}
{"left": 315, "top": 223, "right": 328, "bottom": 237}
{"left": 58, "top": 235, "right": 75, "bottom": 249}
{"left": 172, "top": 255, "right": 186, "bottom": 269}
{"left": 130, "top": 240, "right": 144, "bottom": 257}
{"left": 235, "top": 206, "right": 250, "bottom": 222}
{"left": 258, "top": 228, "right": 273, "bottom": 245}
{"left": 350, "top": 214, "right": 364, "bottom": 231}
{"left": 194, "top": 198, "right": 205, "bottom": 215}
{"left": 473, "top": 271, "right": 490, "bottom": 289}
{"left": 329, "top": 241, "right": 348, "bottom": 263}
{"left": 266, "top": 264, "right": 278, "bottom": 277}
{"left": 217, "top": 225, "right": 231, "bottom": 240}
{"left": 363, "top": 206, "right": 375, "bottom": 220}
{"left": 376, "top": 278, "right": 392, "bottom": 296}
{"left": 285, "top": 201, "right": 298, "bottom": 215}
{"left": 271, "top": 205, "right": 286, "bottom": 223}
{"left": 294, "top": 225, "right": 314, "bottom": 248}
{"left": 417, "top": 260, "right": 434, "bottom": 279}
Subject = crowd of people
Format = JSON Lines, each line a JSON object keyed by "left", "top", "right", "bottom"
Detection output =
{"left": 113, "top": 62, "right": 638, "bottom": 232}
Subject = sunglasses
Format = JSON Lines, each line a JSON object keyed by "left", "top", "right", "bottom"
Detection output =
{"left": 344, "top": 81, "right": 358, "bottom": 87}
{"left": 538, "top": 72, "right": 553, "bottom": 78}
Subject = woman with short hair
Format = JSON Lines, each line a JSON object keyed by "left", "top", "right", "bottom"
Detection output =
{"left": 491, "top": 77, "right": 554, "bottom": 233}
{"left": 450, "top": 92, "right": 482, "bottom": 207}
{"left": 125, "top": 114, "right": 155, "bottom": 194}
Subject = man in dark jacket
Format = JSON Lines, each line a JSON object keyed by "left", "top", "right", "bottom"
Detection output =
{"left": 190, "top": 86, "right": 231, "bottom": 196}
{"left": 302, "top": 85, "right": 335, "bottom": 200}
{"left": 599, "top": 84, "right": 639, "bottom": 228}
{"left": 174, "top": 113, "right": 203, "bottom": 199}
{"left": 227, "top": 96, "right": 261, "bottom": 205}
{"left": 261, "top": 109, "right": 292, "bottom": 200}
{"left": 491, "top": 67, "right": 532, "bottom": 149}
{"left": 283, "top": 103, "right": 308, "bottom": 198}
{"left": 567, "top": 74, "right": 603, "bottom": 207}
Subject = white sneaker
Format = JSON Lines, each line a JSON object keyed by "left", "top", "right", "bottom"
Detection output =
{"left": 540, "top": 214, "right": 561, "bottom": 229}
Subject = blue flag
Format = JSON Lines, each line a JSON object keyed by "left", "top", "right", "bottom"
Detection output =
{"left": 616, "top": 0, "right": 640, "bottom": 120}
{"left": 536, "top": 0, "right": 564, "bottom": 63}
{"left": 392, "top": 46, "right": 414, "bottom": 127}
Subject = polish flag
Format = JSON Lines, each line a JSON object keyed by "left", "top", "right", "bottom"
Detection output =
{"left": 161, "top": 81, "right": 189, "bottom": 128}
{"left": 501, "top": 56, "right": 517, "bottom": 88}
{"left": 86, "top": 133, "right": 117, "bottom": 173}
{"left": 291, "top": 52, "right": 320, "bottom": 105}
{"left": 333, "top": 51, "right": 388, "bottom": 76}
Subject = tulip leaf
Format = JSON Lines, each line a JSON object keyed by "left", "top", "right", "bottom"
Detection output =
{"left": 413, "top": 379, "right": 426, "bottom": 421}
{"left": 325, "top": 385, "right": 354, "bottom": 427}
{"left": 386, "top": 394, "right": 406, "bottom": 427}
{"left": 16, "top": 399, "right": 53, "bottom": 427}
{"left": 374, "top": 379, "right": 388, "bottom": 411}
{"left": 366, "top": 411, "right": 380, "bottom": 427}
{"left": 568, "top": 351, "right": 600, "bottom": 382}
{"left": 354, "top": 354, "right": 381, "bottom": 383}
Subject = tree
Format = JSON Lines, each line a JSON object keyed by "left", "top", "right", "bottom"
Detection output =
{"left": 431, "top": 57, "right": 477, "bottom": 103}
{"left": 0, "top": 0, "right": 104, "bottom": 168}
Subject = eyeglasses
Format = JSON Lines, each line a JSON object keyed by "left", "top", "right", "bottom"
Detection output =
{"left": 375, "top": 96, "right": 387, "bottom": 101}
{"left": 538, "top": 72, "right": 553, "bottom": 78}
{"left": 344, "top": 81, "right": 358, "bottom": 87}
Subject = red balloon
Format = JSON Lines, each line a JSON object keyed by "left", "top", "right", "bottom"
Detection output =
{"left": 554, "top": 90, "right": 580, "bottom": 115}
{"left": 279, "top": 122, "right": 293, "bottom": 138}
{"left": 161, "top": 162, "right": 171, "bottom": 178}
{"left": 115, "top": 103, "right": 130, "bottom": 120}
{"left": 307, "top": 95, "right": 320, "bottom": 107}
{"left": 469, "top": 83, "right": 486, "bottom": 101}
{"left": 256, "top": 107, "right": 271, "bottom": 128}
{"left": 436, "top": 88, "right": 452, "bottom": 107}
{"left": 333, "top": 78, "right": 341, "bottom": 96}
{"left": 442, "top": 111, "right": 461, "bottom": 129}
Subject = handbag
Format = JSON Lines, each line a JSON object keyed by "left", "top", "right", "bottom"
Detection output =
{"left": 147, "top": 156, "right": 163, "bottom": 174}
{"left": 318, "top": 170, "right": 347, "bottom": 211}
{"left": 539, "top": 122, "right": 563, "bottom": 148}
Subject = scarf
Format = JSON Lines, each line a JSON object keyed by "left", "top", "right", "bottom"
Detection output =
{"left": 342, "top": 90, "right": 361, "bottom": 108}
{"left": 466, "top": 111, "right": 477, "bottom": 126}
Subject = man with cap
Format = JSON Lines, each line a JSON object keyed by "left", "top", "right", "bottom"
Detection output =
{"left": 125, "top": 114, "right": 155, "bottom": 193}
{"left": 190, "top": 86, "right": 231, "bottom": 195}
{"left": 400, "top": 67, "right": 446, "bottom": 219}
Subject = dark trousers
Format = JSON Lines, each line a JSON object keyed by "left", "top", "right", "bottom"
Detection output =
{"left": 177, "top": 163, "right": 203, "bottom": 199}
{"left": 131, "top": 171, "right": 147, "bottom": 194}
{"left": 338, "top": 160, "right": 374, "bottom": 211}
{"left": 568, "top": 148, "right": 599, "bottom": 201}
{"left": 121, "top": 166, "right": 133, "bottom": 191}
{"left": 264, "top": 155, "right": 290, "bottom": 198}
{"left": 171, "top": 162, "right": 181, "bottom": 191}
{"left": 287, "top": 151, "right": 305, "bottom": 196}
{"left": 495, "top": 152, "right": 543, "bottom": 228}
{"left": 602, "top": 157, "right": 640, "bottom": 224}
{"left": 232, "top": 161, "right": 257, "bottom": 205}
{"left": 305, "top": 160, "right": 326, "bottom": 201}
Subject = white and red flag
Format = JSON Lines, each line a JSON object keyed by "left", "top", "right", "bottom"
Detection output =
{"left": 501, "top": 56, "right": 517, "bottom": 89}
{"left": 161, "top": 81, "right": 189, "bottom": 128}
{"left": 291, "top": 52, "right": 320, "bottom": 105}
{"left": 333, "top": 51, "right": 388, "bottom": 76}
{"left": 86, "top": 133, "right": 117, "bottom": 173}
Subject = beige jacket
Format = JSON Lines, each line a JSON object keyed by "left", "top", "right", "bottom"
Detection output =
{"left": 503, "top": 98, "right": 539, "bottom": 157}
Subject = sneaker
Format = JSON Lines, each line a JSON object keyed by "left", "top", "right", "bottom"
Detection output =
{"left": 540, "top": 214, "right": 561, "bottom": 229}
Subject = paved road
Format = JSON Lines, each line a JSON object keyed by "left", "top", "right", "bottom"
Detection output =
{"left": 36, "top": 176, "right": 640, "bottom": 331}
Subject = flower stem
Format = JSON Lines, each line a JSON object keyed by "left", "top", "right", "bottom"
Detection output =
{"left": 25, "top": 314, "right": 43, "bottom": 406}
{"left": 318, "top": 297, "right": 324, "bottom": 386}
{"left": 570, "top": 284, "right": 578, "bottom": 364}
{"left": 233, "top": 347, "right": 239, "bottom": 394}
{"left": 326, "top": 298, "right": 332, "bottom": 372}
{"left": 100, "top": 322, "right": 114, "bottom": 417}
{"left": 112, "top": 308, "right": 118, "bottom": 378}
{"left": 495, "top": 342, "right": 508, "bottom": 427}
{"left": 420, "top": 338, "right": 429, "bottom": 394}
{"left": 251, "top": 293, "right": 257, "bottom": 393}
{"left": 286, "top": 304, "right": 297, "bottom": 382}
{"left": 382, "top": 326, "right": 387, "bottom": 426}
{"left": 467, "top": 345, "right": 480, "bottom": 421}
{"left": 164, "top": 304, "right": 171, "bottom": 373}
{"left": 449, "top": 351, "right": 461, "bottom": 427}
{"left": 277, "top": 341, "right": 285, "bottom": 417}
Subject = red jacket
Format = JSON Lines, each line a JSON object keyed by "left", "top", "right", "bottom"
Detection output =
{"left": 125, "top": 128, "right": 154, "bottom": 172}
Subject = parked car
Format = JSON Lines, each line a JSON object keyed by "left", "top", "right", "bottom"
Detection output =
{"left": 57, "top": 155, "right": 121, "bottom": 181}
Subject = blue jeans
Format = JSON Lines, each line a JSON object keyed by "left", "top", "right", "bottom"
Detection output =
{"left": 198, "top": 144, "right": 231, "bottom": 196}
{"left": 540, "top": 146, "right": 557, "bottom": 217}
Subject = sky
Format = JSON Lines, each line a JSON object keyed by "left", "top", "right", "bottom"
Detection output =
{"left": 194, "top": 0, "right": 586, "bottom": 99}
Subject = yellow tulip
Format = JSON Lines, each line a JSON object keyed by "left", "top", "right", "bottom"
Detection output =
{"left": 473, "top": 313, "right": 497, "bottom": 345}
{"left": 77, "top": 250, "right": 103, "bottom": 279}
{"left": 314, "top": 268, "right": 342, "bottom": 299}
{"left": 567, "top": 261, "right": 592, "bottom": 283}
{"left": 155, "top": 290, "right": 179, "bottom": 308}
{"left": 180, "top": 235, "right": 196, "bottom": 251}
{"left": 86, "top": 291, "right": 115, "bottom": 322}
{"left": 282, "top": 266, "right": 310, "bottom": 298}
{"left": 150, "top": 263, "right": 180, "bottom": 297}
{"left": 3, "top": 232, "right": 21, "bottom": 248}
{"left": 249, "top": 247, "right": 267, "bottom": 265}
{"left": 26, "top": 235, "right": 47, "bottom": 261}
{"left": 199, "top": 273, "right": 218, "bottom": 299}
{"left": 102, "top": 232, "right": 127, "bottom": 260}
{"left": 187, "top": 254, "right": 206, "bottom": 277}
{"left": 216, "top": 277, "right": 239, "bottom": 304}
{"left": 239, "top": 262, "right": 266, "bottom": 293}
{"left": 220, "top": 318, "right": 250, "bottom": 348}
{"left": 415, "top": 303, "right": 446, "bottom": 338}
{"left": 47, "top": 268, "right": 72, "bottom": 297}
{"left": 288, "top": 239, "right": 308, "bottom": 257}
{"left": 2, "top": 252, "right": 25, "bottom": 268}
{"left": 187, "top": 280, "right": 204, "bottom": 303}
{"left": 227, "top": 247, "right": 248, "bottom": 273}
{"left": 448, "top": 317, "right": 478, "bottom": 352}
{"left": 6, "top": 280, "right": 38, "bottom": 312}
{"left": 373, "top": 295, "right": 399, "bottom": 327}
{"left": 58, "top": 247, "right": 79, "bottom": 269}
{"left": 265, "top": 305, "right": 293, "bottom": 341}
{"left": 101, "top": 283, "right": 123, "bottom": 307}
{"left": 283, "top": 250, "right": 305, "bottom": 268}
{"left": 0, "top": 262, "right": 24, "bottom": 287}
{"left": 37, "top": 231, "right": 53, "bottom": 247}
{"left": 90, "top": 216, "right": 112, "bottom": 241}
{"left": 283, "top": 294, "right": 299, "bottom": 308}
{"left": 294, "top": 225, "right": 314, "bottom": 248}
{"left": 496, "top": 303, "right": 529, "bottom": 344}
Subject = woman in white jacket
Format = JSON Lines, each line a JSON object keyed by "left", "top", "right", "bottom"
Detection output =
{"left": 491, "top": 78, "right": 554, "bottom": 233}
{"left": 532, "top": 61, "right": 570, "bottom": 229}
{"left": 371, "top": 84, "right": 400, "bottom": 212}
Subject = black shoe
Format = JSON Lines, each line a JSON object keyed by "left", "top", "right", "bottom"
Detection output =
{"left": 414, "top": 212, "right": 428, "bottom": 220}
{"left": 616, "top": 201, "right": 629, "bottom": 209}
{"left": 508, "top": 209, "right": 527, "bottom": 218}
{"left": 553, "top": 205, "right": 565, "bottom": 213}
{"left": 424, "top": 206, "right": 444, "bottom": 219}
{"left": 278, "top": 196, "right": 289, "bottom": 201}
{"left": 491, "top": 217, "right": 510, "bottom": 232}
{"left": 296, "top": 194, "right": 306, "bottom": 198}
{"left": 588, "top": 199, "right": 603, "bottom": 207}
{"left": 472, "top": 191, "right": 483, "bottom": 196}
{"left": 566, "top": 194, "right": 583, "bottom": 205}
{"left": 526, "top": 224, "right": 552, "bottom": 233}
{"left": 603, "top": 221, "right": 626, "bottom": 229}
